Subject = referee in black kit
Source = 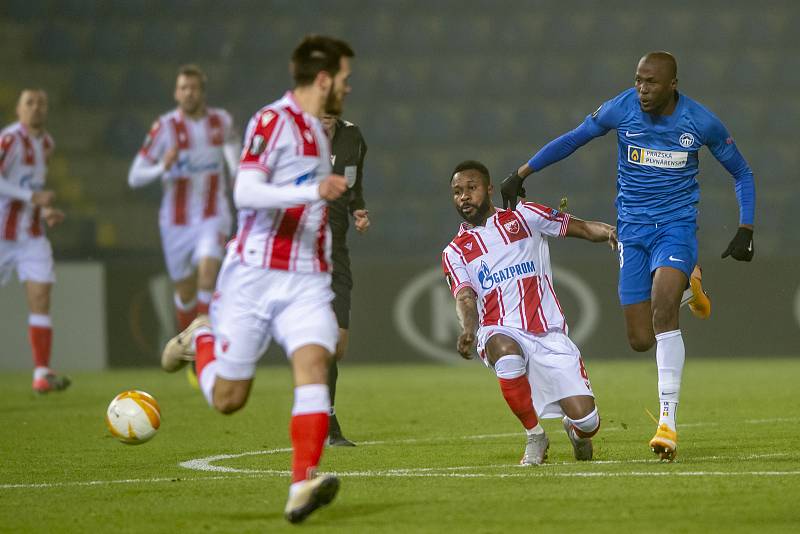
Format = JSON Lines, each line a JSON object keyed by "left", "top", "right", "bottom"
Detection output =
{"left": 321, "top": 113, "right": 370, "bottom": 446}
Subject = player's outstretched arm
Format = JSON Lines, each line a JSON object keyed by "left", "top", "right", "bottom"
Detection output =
{"left": 565, "top": 217, "right": 617, "bottom": 250}
{"left": 233, "top": 168, "right": 347, "bottom": 209}
{"left": 502, "top": 122, "right": 600, "bottom": 209}
{"left": 455, "top": 287, "right": 479, "bottom": 360}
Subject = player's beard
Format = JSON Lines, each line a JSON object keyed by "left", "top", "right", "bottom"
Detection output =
{"left": 324, "top": 86, "right": 343, "bottom": 116}
{"left": 458, "top": 197, "right": 492, "bottom": 225}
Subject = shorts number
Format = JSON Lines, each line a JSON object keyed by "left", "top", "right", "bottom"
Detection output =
{"left": 578, "top": 356, "right": 589, "bottom": 380}
{"left": 617, "top": 241, "right": 624, "bottom": 268}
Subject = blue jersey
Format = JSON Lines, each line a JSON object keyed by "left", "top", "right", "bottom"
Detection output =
{"left": 528, "top": 88, "right": 755, "bottom": 226}
{"left": 585, "top": 88, "right": 738, "bottom": 224}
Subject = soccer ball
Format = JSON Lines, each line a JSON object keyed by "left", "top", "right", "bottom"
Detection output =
{"left": 105, "top": 390, "right": 161, "bottom": 445}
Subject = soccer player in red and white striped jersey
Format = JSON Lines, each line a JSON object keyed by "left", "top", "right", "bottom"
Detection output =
{"left": 161, "top": 36, "right": 354, "bottom": 524}
{"left": 0, "top": 89, "right": 68, "bottom": 393}
{"left": 128, "top": 65, "right": 239, "bottom": 332}
{"left": 444, "top": 160, "right": 616, "bottom": 464}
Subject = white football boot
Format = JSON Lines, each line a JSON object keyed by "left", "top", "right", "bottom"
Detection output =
{"left": 520, "top": 432, "right": 549, "bottom": 466}
{"left": 563, "top": 416, "right": 593, "bottom": 461}
{"left": 284, "top": 473, "right": 340, "bottom": 524}
{"left": 161, "top": 315, "right": 210, "bottom": 372}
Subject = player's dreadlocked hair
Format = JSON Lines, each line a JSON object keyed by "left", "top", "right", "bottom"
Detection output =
{"left": 291, "top": 35, "right": 355, "bottom": 87}
{"left": 451, "top": 160, "right": 491, "bottom": 185}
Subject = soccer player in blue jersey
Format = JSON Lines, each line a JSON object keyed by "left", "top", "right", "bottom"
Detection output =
{"left": 500, "top": 51, "right": 756, "bottom": 460}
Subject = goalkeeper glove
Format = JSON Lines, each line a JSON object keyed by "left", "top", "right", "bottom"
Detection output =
{"left": 721, "top": 227, "right": 754, "bottom": 261}
{"left": 500, "top": 172, "right": 526, "bottom": 210}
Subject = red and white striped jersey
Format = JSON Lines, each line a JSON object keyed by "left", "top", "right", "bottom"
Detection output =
{"left": 232, "top": 91, "right": 332, "bottom": 273}
{"left": 442, "top": 201, "right": 571, "bottom": 334}
{"left": 139, "top": 107, "right": 233, "bottom": 227}
{"left": 0, "top": 122, "right": 53, "bottom": 241}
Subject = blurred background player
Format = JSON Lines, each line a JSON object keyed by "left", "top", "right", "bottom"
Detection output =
{"left": 501, "top": 51, "right": 756, "bottom": 460}
{"left": 320, "top": 112, "right": 369, "bottom": 447}
{"left": 0, "top": 89, "right": 67, "bottom": 393}
{"left": 444, "top": 160, "right": 616, "bottom": 464}
{"left": 128, "top": 64, "right": 239, "bottom": 336}
{"left": 161, "top": 35, "right": 354, "bottom": 523}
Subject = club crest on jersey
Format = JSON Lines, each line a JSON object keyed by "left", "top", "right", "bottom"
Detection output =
{"left": 503, "top": 220, "right": 520, "bottom": 234}
{"left": 464, "top": 242, "right": 473, "bottom": 251}
{"left": 679, "top": 133, "right": 695, "bottom": 148}
{"left": 478, "top": 260, "right": 537, "bottom": 290}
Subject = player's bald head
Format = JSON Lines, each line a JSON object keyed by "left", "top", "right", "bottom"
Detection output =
{"left": 639, "top": 51, "right": 677, "bottom": 79}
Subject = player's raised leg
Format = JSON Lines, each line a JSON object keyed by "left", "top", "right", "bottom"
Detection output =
{"left": 680, "top": 264, "right": 711, "bottom": 319}
{"left": 195, "top": 256, "right": 220, "bottom": 315}
{"left": 485, "top": 334, "right": 548, "bottom": 466}
{"left": 648, "top": 266, "right": 687, "bottom": 461}
{"left": 173, "top": 275, "right": 198, "bottom": 331}
{"left": 26, "top": 280, "right": 69, "bottom": 393}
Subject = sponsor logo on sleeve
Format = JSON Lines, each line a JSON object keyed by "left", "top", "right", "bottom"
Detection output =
{"left": 260, "top": 110, "right": 276, "bottom": 127}
{"left": 627, "top": 145, "right": 688, "bottom": 169}
{"left": 249, "top": 134, "right": 265, "bottom": 156}
{"left": 344, "top": 165, "right": 357, "bottom": 188}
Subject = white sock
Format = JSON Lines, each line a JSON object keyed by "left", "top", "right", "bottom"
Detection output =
{"left": 655, "top": 329, "right": 684, "bottom": 430}
{"left": 198, "top": 359, "right": 218, "bottom": 407}
{"left": 197, "top": 290, "right": 213, "bottom": 306}
{"left": 292, "top": 384, "right": 330, "bottom": 416}
{"left": 494, "top": 354, "right": 526, "bottom": 379}
{"left": 29, "top": 313, "right": 52, "bottom": 327}
{"left": 567, "top": 407, "right": 600, "bottom": 437}
{"left": 33, "top": 367, "right": 50, "bottom": 379}
{"left": 525, "top": 424, "right": 544, "bottom": 436}
{"left": 174, "top": 293, "right": 197, "bottom": 311}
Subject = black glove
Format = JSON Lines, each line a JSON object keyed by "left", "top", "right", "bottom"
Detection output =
{"left": 721, "top": 227, "right": 754, "bottom": 261}
{"left": 500, "top": 171, "right": 526, "bottom": 210}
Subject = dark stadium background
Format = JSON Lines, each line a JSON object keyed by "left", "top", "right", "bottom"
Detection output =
{"left": 1, "top": 0, "right": 796, "bottom": 366}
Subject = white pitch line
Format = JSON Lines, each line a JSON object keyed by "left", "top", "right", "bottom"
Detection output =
{"left": 5, "top": 417, "right": 799, "bottom": 491}
{"left": 180, "top": 449, "right": 796, "bottom": 475}
{"left": 5, "top": 468, "right": 800, "bottom": 490}
{"left": 0, "top": 474, "right": 272, "bottom": 490}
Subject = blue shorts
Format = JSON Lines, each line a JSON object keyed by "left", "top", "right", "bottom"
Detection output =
{"left": 616, "top": 220, "right": 697, "bottom": 306}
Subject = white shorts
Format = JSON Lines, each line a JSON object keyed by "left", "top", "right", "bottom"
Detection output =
{"left": 209, "top": 250, "right": 338, "bottom": 381}
{"left": 0, "top": 237, "right": 55, "bottom": 286}
{"left": 160, "top": 216, "right": 230, "bottom": 281}
{"left": 477, "top": 326, "right": 594, "bottom": 419}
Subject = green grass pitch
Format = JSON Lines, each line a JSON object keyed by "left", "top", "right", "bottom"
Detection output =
{"left": 2, "top": 358, "right": 799, "bottom": 533}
